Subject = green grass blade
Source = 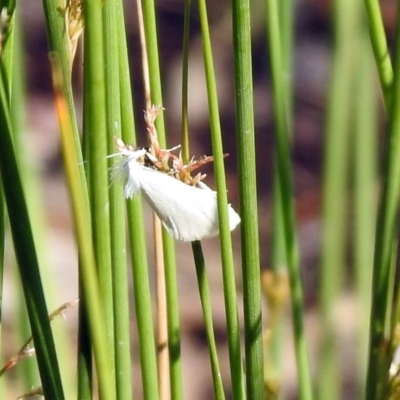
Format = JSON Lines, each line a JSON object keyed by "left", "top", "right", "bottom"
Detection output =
{"left": 83, "top": 2, "right": 114, "bottom": 380}
{"left": 353, "top": 29, "right": 378, "bottom": 397}
{"left": 192, "top": 241, "right": 226, "bottom": 400}
{"left": 163, "top": 244, "right": 182, "bottom": 400}
{"left": 103, "top": 1, "right": 132, "bottom": 398}
{"left": 0, "top": 67, "right": 65, "bottom": 400}
{"left": 117, "top": 6, "right": 159, "bottom": 398}
{"left": 140, "top": 3, "right": 181, "bottom": 400}
{"left": 231, "top": 0, "right": 264, "bottom": 398}
{"left": 140, "top": 0, "right": 167, "bottom": 141}
{"left": 264, "top": 0, "right": 313, "bottom": 397}
{"left": 363, "top": 0, "right": 393, "bottom": 109}
{"left": 42, "top": 0, "right": 83, "bottom": 163}
{"left": 0, "top": 170, "right": 4, "bottom": 400}
{"left": 268, "top": 0, "right": 293, "bottom": 393}
{"left": 1, "top": 4, "right": 15, "bottom": 98}
{"left": 50, "top": 56, "right": 115, "bottom": 400}
{"left": 181, "top": 0, "right": 191, "bottom": 163}
{"left": 197, "top": 1, "right": 245, "bottom": 398}
{"left": 318, "top": 0, "right": 361, "bottom": 398}
{"left": 366, "top": 11, "right": 400, "bottom": 400}
{"left": 0, "top": 187, "right": 3, "bottom": 317}
{"left": 126, "top": 197, "right": 160, "bottom": 400}
{"left": 181, "top": 3, "right": 225, "bottom": 399}
{"left": 77, "top": 305, "right": 93, "bottom": 400}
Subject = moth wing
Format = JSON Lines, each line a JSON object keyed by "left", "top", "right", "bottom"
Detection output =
{"left": 195, "top": 181, "right": 241, "bottom": 232}
{"left": 139, "top": 168, "right": 239, "bottom": 241}
{"left": 122, "top": 156, "right": 144, "bottom": 198}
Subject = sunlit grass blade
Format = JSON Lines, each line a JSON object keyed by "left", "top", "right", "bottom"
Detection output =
{"left": 50, "top": 55, "right": 115, "bottom": 400}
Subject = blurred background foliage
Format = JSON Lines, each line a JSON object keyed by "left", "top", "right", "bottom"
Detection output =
{"left": 1, "top": 0, "right": 397, "bottom": 399}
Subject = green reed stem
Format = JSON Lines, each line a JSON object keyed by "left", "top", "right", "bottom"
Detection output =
{"left": 197, "top": 1, "right": 245, "bottom": 398}
{"left": 366, "top": 9, "right": 400, "bottom": 399}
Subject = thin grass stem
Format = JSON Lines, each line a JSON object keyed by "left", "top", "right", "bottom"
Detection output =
{"left": 265, "top": 0, "right": 313, "bottom": 397}
{"left": 50, "top": 55, "right": 115, "bottom": 400}
{"left": 103, "top": 0, "right": 132, "bottom": 398}
{"left": 318, "top": 0, "right": 360, "bottom": 398}
{"left": 0, "top": 64, "right": 64, "bottom": 400}
{"left": 366, "top": 10, "right": 400, "bottom": 400}
{"left": 363, "top": 0, "right": 393, "bottom": 109}
{"left": 197, "top": 1, "right": 245, "bottom": 398}
{"left": 192, "top": 241, "right": 226, "bottom": 400}
{"left": 231, "top": 0, "right": 263, "bottom": 397}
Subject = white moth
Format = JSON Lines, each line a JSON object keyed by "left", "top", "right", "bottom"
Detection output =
{"left": 114, "top": 149, "right": 241, "bottom": 242}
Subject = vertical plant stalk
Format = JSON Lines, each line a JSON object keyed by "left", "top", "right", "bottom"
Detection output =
{"left": 1, "top": 4, "right": 15, "bottom": 98}
{"left": 181, "top": 0, "right": 191, "bottom": 163}
{"left": 192, "top": 241, "right": 226, "bottom": 400}
{"left": 14, "top": 9, "right": 78, "bottom": 396}
{"left": 0, "top": 3, "right": 14, "bottom": 383}
{"left": 116, "top": 2, "right": 159, "bottom": 399}
{"left": 42, "top": 0, "right": 84, "bottom": 166}
{"left": 197, "top": 1, "right": 245, "bottom": 399}
{"left": 318, "top": 0, "right": 360, "bottom": 398}
{"left": 77, "top": 303, "right": 93, "bottom": 400}
{"left": 0, "top": 186, "right": 3, "bottom": 343}
{"left": 41, "top": 3, "right": 94, "bottom": 394}
{"left": 366, "top": 10, "right": 400, "bottom": 400}
{"left": 137, "top": 2, "right": 170, "bottom": 398}
{"left": 50, "top": 55, "right": 116, "bottom": 400}
{"left": 154, "top": 217, "right": 171, "bottom": 400}
{"left": 363, "top": 0, "right": 393, "bottom": 109}
{"left": 83, "top": 1, "right": 115, "bottom": 380}
{"left": 126, "top": 200, "right": 160, "bottom": 400}
{"left": 162, "top": 243, "right": 182, "bottom": 400}
{"left": 268, "top": 0, "right": 293, "bottom": 390}
{"left": 231, "top": 0, "right": 264, "bottom": 396}
{"left": 0, "top": 69, "right": 64, "bottom": 400}
{"left": 181, "top": 2, "right": 227, "bottom": 397}
{"left": 103, "top": 0, "right": 132, "bottom": 398}
{"left": 264, "top": 0, "right": 312, "bottom": 397}
{"left": 140, "top": 3, "right": 184, "bottom": 400}
{"left": 353, "top": 30, "right": 377, "bottom": 396}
